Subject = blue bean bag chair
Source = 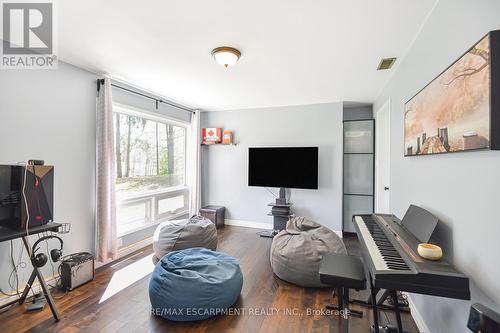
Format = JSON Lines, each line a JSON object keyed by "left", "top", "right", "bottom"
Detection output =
{"left": 149, "top": 247, "right": 243, "bottom": 321}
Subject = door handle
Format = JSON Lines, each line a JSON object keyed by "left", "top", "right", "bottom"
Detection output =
{"left": 384, "top": 187, "right": 390, "bottom": 191}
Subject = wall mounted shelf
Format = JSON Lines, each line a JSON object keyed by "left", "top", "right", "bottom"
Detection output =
{"left": 201, "top": 143, "right": 238, "bottom": 146}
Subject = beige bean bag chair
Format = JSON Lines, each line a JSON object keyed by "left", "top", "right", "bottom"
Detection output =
{"left": 152, "top": 216, "right": 217, "bottom": 264}
{"left": 270, "top": 216, "right": 347, "bottom": 287}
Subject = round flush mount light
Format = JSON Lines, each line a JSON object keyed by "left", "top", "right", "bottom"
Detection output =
{"left": 211, "top": 46, "right": 241, "bottom": 68}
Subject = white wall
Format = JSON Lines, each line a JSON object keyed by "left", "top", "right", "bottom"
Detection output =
{"left": 374, "top": 0, "right": 500, "bottom": 332}
{"left": 201, "top": 103, "right": 343, "bottom": 232}
{"left": 0, "top": 62, "right": 97, "bottom": 292}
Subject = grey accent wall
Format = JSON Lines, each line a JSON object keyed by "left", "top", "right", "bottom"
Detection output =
{"left": 0, "top": 62, "right": 97, "bottom": 293}
{"left": 373, "top": 0, "right": 500, "bottom": 332}
{"left": 0, "top": 62, "right": 190, "bottom": 297}
{"left": 201, "top": 102, "right": 343, "bottom": 232}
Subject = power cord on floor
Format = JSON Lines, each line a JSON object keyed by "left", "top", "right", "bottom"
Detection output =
{"left": 4, "top": 240, "right": 24, "bottom": 297}
{"left": 387, "top": 291, "right": 409, "bottom": 307}
{"left": 1, "top": 240, "right": 28, "bottom": 298}
{"left": 0, "top": 303, "right": 14, "bottom": 314}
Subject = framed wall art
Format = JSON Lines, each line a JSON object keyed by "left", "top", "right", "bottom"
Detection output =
{"left": 405, "top": 30, "right": 500, "bottom": 156}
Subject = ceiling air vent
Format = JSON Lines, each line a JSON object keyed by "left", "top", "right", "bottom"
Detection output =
{"left": 377, "top": 57, "right": 397, "bottom": 70}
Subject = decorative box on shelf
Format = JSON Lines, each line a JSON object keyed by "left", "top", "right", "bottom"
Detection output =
{"left": 201, "top": 128, "right": 236, "bottom": 146}
{"left": 202, "top": 128, "right": 222, "bottom": 145}
{"left": 201, "top": 143, "right": 237, "bottom": 146}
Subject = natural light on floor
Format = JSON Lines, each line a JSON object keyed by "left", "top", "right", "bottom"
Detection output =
{"left": 99, "top": 253, "right": 155, "bottom": 304}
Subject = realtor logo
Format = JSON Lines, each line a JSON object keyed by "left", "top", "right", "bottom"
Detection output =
{"left": 1, "top": 0, "right": 57, "bottom": 69}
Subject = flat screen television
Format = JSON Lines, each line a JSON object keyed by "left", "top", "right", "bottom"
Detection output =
{"left": 248, "top": 147, "right": 318, "bottom": 189}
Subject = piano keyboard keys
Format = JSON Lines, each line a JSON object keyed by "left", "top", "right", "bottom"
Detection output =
{"left": 354, "top": 216, "right": 388, "bottom": 271}
{"left": 354, "top": 215, "right": 410, "bottom": 272}
{"left": 352, "top": 213, "right": 470, "bottom": 301}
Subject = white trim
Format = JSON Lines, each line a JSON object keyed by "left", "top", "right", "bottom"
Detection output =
{"left": 116, "top": 211, "right": 187, "bottom": 238}
{"left": 113, "top": 102, "right": 191, "bottom": 127}
{"left": 224, "top": 219, "right": 343, "bottom": 237}
{"left": 118, "top": 236, "right": 153, "bottom": 257}
{"left": 118, "top": 185, "right": 188, "bottom": 202}
{"left": 117, "top": 220, "right": 158, "bottom": 238}
{"left": 225, "top": 219, "right": 271, "bottom": 229}
{"left": 96, "top": 236, "right": 153, "bottom": 268}
{"left": 375, "top": 98, "right": 391, "bottom": 214}
{"left": 406, "top": 293, "right": 430, "bottom": 333}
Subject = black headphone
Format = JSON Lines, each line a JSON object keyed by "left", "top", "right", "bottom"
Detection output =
{"left": 31, "top": 235, "right": 64, "bottom": 268}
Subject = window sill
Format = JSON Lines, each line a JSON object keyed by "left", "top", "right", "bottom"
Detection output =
{"left": 117, "top": 210, "right": 189, "bottom": 238}
{"left": 118, "top": 185, "right": 188, "bottom": 202}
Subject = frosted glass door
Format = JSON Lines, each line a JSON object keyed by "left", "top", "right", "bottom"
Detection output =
{"left": 344, "top": 121, "right": 374, "bottom": 153}
{"left": 344, "top": 154, "right": 373, "bottom": 195}
{"left": 343, "top": 195, "right": 374, "bottom": 233}
{"left": 343, "top": 119, "right": 374, "bottom": 233}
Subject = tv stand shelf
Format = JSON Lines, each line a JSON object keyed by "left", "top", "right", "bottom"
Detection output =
{"left": 267, "top": 203, "right": 293, "bottom": 207}
{"left": 267, "top": 194, "right": 293, "bottom": 232}
{"left": 267, "top": 213, "right": 294, "bottom": 217}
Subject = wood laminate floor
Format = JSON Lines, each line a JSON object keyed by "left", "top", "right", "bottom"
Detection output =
{"left": 0, "top": 226, "right": 419, "bottom": 333}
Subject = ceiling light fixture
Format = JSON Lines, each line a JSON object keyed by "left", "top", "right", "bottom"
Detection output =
{"left": 211, "top": 46, "right": 241, "bottom": 68}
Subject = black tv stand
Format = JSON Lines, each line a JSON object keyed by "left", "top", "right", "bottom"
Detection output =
{"left": 259, "top": 188, "right": 293, "bottom": 238}
{"left": 0, "top": 223, "right": 62, "bottom": 321}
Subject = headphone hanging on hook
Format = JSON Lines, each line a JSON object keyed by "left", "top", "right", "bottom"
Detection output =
{"left": 30, "top": 235, "right": 64, "bottom": 268}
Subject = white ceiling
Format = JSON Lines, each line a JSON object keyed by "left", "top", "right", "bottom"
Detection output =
{"left": 58, "top": 0, "right": 437, "bottom": 110}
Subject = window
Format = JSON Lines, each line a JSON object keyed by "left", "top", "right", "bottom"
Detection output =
{"left": 113, "top": 107, "right": 188, "bottom": 236}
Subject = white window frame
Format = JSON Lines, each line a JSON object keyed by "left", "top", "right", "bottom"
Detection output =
{"left": 113, "top": 103, "right": 190, "bottom": 237}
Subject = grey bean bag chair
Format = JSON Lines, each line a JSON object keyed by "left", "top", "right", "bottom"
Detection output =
{"left": 152, "top": 216, "right": 217, "bottom": 264}
{"left": 270, "top": 216, "right": 347, "bottom": 287}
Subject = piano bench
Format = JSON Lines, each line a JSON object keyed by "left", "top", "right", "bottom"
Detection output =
{"left": 319, "top": 253, "right": 367, "bottom": 319}
{"left": 320, "top": 253, "right": 366, "bottom": 290}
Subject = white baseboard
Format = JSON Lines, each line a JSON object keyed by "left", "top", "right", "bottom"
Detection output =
{"left": 406, "top": 293, "right": 430, "bottom": 333}
{"left": 0, "top": 274, "right": 58, "bottom": 307}
{"left": 225, "top": 219, "right": 271, "bottom": 229}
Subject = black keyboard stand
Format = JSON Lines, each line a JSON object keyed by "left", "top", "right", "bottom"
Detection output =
{"left": 356, "top": 277, "right": 410, "bottom": 333}
{"left": 0, "top": 223, "right": 62, "bottom": 321}
{"left": 326, "top": 287, "right": 364, "bottom": 317}
{"left": 351, "top": 289, "right": 410, "bottom": 313}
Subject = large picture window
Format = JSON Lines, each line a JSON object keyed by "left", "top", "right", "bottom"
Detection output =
{"left": 113, "top": 106, "right": 188, "bottom": 236}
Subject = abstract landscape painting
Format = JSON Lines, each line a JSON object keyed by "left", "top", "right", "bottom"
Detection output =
{"left": 405, "top": 35, "right": 491, "bottom": 156}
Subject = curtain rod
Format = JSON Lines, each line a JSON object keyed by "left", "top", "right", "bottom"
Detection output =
{"left": 96, "top": 78, "right": 194, "bottom": 114}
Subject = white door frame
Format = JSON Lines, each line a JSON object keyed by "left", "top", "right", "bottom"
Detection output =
{"left": 375, "top": 99, "right": 391, "bottom": 213}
